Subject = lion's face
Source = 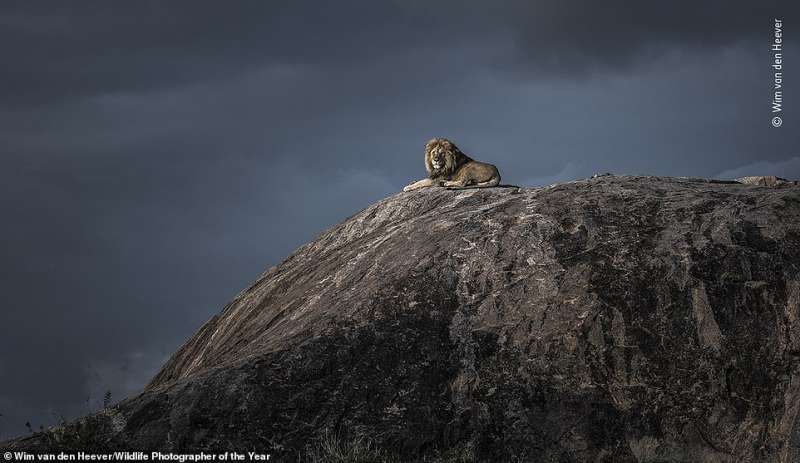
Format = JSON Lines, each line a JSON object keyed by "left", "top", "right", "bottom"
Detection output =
{"left": 425, "top": 138, "right": 459, "bottom": 177}
{"left": 429, "top": 147, "right": 447, "bottom": 170}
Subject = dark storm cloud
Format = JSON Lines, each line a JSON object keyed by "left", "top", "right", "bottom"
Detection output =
{"left": 2, "top": 0, "right": 795, "bottom": 107}
{"left": 1, "top": 0, "right": 798, "bottom": 439}
{"left": 0, "top": 1, "right": 454, "bottom": 106}
{"left": 496, "top": 0, "right": 792, "bottom": 75}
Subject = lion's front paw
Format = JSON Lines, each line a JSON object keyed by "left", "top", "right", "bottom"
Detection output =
{"left": 403, "top": 185, "right": 414, "bottom": 192}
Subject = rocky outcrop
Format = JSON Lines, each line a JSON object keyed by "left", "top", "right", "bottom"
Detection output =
{"left": 4, "top": 175, "right": 800, "bottom": 462}
{"left": 736, "top": 176, "right": 798, "bottom": 187}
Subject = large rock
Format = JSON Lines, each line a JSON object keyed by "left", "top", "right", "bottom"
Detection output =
{"left": 4, "top": 175, "right": 800, "bottom": 462}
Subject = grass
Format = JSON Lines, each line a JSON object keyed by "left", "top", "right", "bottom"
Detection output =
{"left": 303, "top": 430, "right": 401, "bottom": 463}
{"left": 301, "top": 430, "right": 478, "bottom": 463}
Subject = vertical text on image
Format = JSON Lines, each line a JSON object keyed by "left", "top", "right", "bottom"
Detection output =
{"left": 771, "top": 18, "right": 784, "bottom": 127}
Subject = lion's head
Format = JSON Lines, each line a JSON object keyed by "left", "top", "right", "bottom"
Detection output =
{"left": 425, "top": 138, "right": 472, "bottom": 178}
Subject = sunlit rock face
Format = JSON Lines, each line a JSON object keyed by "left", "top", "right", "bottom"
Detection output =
{"left": 5, "top": 175, "right": 800, "bottom": 462}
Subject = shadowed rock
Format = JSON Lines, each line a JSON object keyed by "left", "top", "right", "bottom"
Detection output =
{"left": 3, "top": 175, "right": 800, "bottom": 462}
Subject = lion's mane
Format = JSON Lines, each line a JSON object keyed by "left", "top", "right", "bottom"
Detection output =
{"left": 425, "top": 138, "right": 473, "bottom": 179}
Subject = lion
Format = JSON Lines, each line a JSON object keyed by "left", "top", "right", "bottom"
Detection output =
{"left": 403, "top": 138, "right": 501, "bottom": 191}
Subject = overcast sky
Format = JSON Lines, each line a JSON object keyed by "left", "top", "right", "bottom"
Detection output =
{"left": 1, "top": 1, "right": 798, "bottom": 438}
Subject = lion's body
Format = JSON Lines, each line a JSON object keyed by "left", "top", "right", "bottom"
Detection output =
{"left": 403, "top": 138, "right": 501, "bottom": 191}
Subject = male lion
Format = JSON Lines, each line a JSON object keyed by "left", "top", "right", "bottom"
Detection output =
{"left": 403, "top": 138, "right": 501, "bottom": 191}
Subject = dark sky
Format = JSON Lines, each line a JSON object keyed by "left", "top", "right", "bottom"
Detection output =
{"left": 1, "top": 1, "right": 798, "bottom": 438}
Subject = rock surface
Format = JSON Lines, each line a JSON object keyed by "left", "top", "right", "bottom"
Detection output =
{"left": 736, "top": 176, "right": 798, "bottom": 187}
{"left": 4, "top": 175, "right": 800, "bottom": 462}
